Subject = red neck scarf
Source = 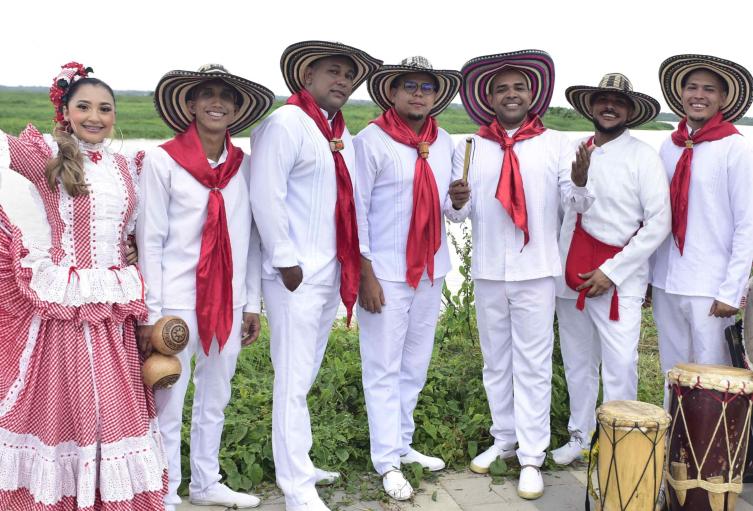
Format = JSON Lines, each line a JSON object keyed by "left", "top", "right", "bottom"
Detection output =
{"left": 477, "top": 115, "right": 546, "bottom": 246}
{"left": 372, "top": 108, "right": 440, "bottom": 288}
{"left": 670, "top": 112, "right": 738, "bottom": 254}
{"left": 160, "top": 121, "right": 243, "bottom": 355}
{"left": 286, "top": 89, "right": 359, "bottom": 323}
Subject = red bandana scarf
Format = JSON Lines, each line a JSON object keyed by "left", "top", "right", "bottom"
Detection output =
{"left": 477, "top": 115, "right": 546, "bottom": 246}
{"left": 670, "top": 112, "right": 738, "bottom": 254}
{"left": 161, "top": 121, "right": 243, "bottom": 355}
{"left": 372, "top": 108, "right": 440, "bottom": 288}
{"left": 286, "top": 89, "right": 359, "bottom": 323}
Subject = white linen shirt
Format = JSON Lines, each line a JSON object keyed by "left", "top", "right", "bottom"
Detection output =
{"left": 451, "top": 129, "right": 590, "bottom": 281}
{"left": 136, "top": 145, "right": 262, "bottom": 324}
{"left": 249, "top": 104, "right": 355, "bottom": 285}
{"left": 353, "top": 123, "right": 466, "bottom": 282}
{"left": 556, "top": 130, "right": 671, "bottom": 299}
{"left": 651, "top": 133, "right": 753, "bottom": 307}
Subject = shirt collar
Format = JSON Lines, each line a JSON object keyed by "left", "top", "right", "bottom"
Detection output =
{"left": 207, "top": 143, "right": 229, "bottom": 168}
{"left": 593, "top": 128, "right": 630, "bottom": 152}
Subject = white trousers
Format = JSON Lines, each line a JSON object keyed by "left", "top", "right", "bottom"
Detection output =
{"left": 474, "top": 277, "right": 555, "bottom": 467}
{"left": 653, "top": 287, "right": 733, "bottom": 373}
{"left": 263, "top": 278, "right": 341, "bottom": 507}
{"left": 156, "top": 307, "right": 243, "bottom": 506}
{"left": 555, "top": 294, "right": 643, "bottom": 442}
{"left": 357, "top": 277, "right": 444, "bottom": 475}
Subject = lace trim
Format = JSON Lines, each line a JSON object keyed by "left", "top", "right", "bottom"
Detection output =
{"left": 22, "top": 246, "right": 144, "bottom": 305}
{"left": 0, "top": 315, "right": 41, "bottom": 417}
{"left": 0, "top": 419, "right": 166, "bottom": 506}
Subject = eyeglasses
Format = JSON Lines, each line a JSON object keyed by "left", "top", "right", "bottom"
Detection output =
{"left": 400, "top": 80, "right": 437, "bottom": 95}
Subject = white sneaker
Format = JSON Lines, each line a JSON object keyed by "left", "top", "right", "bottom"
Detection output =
{"left": 314, "top": 467, "right": 340, "bottom": 486}
{"left": 286, "top": 495, "right": 331, "bottom": 511}
{"left": 164, "top": 506, "right": 176, "bottom": 511}
{"left": 382, "top": 469, "right": 414, "bottom": 501}
{"left": 469, "top": 444, "right": 516, "bottom": 474}
{"left": 400, "top": 448, "right": 445, "bottom": 471}
{"left": 551, "top": 436, "right": 587, "bottom": 465}
{"left": 517, "top": 465, "right": 544, "bottom": 500}
{"left": 190, "top": 482, "right": 261, "bottom": 508}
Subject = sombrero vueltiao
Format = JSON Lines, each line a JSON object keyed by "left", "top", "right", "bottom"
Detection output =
{"left": 367, "top": 56, "right": 462, "bottom": 117}
{"left": 154, "top": 64, "right": 275, "bottom": 136}
{"left": 460, "top": 49, "right": 555, "bottom": 126}
{"left": 280, "top": 40, "right": 382, "bottom": 94}
{"left": 565, "top": 73, "right": 661, "bottom": 128}
{"left": 659, "top": 54, "right": 753, "bottom": 123}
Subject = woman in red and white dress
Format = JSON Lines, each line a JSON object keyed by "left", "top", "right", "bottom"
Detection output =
{"left": 0, "top": 63, "right": 167, "bottom": 510}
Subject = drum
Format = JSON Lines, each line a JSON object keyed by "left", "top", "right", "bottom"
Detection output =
{"left": 594, "top": 400, "right": 670, "bottom": 510}
{"left": 666, "top": 363, "right": 753, "bottom": 510}
{"left": 151, "top": 315, "right": 189, "bottom": 356}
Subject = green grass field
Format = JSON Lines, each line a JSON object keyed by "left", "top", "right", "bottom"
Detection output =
{"left": 0, "top": 90, "right": 673, "bottom": 139}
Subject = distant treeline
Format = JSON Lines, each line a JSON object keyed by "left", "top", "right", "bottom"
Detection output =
{"left": 0, "top": 88, "right": 683, "bottom": 138}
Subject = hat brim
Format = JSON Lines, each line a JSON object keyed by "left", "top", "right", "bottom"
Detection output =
{"left": 367, "top": 66, "right": 462, "bottom": 117}
{"left": 154, "top": 70, "right": 275, "bottom": 136}
{"left": 460, "top": 50, "right": 555, "bottom": 126}
{"left": 280, "top": 40, "right": 382, "bottom": 94}
{"left": 659, "top": 54, "right": 753, "bottom": 123}
{"left": 565, "top": 86, "right": 661, "bottom": 128}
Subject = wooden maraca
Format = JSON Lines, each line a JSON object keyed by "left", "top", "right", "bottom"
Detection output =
{"left": 142, "top": 353, "right": 181, "bottom": 389}
{"left": 150, "top": 315, "right": 189, "bottom": 355}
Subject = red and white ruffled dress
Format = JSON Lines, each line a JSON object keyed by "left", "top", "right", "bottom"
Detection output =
{"left": 0, "top": 126, "right": 167, "bottom": 510}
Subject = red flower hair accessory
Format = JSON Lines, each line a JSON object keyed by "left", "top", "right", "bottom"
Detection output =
{"left": 49, "top": 62, "right": 93, "bottom": 123}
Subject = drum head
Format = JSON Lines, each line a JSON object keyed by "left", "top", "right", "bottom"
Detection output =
{"left": 669, "top": 363, "right": 753, "bottom": 393}
{"left": 597, "top": 400, "right": 670, "bottom": 429}
{"left": 744, "top": 281, "right": 753, "bottom": 363}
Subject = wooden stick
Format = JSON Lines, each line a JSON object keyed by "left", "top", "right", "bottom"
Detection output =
{"left": 462, "top": 137, "right": 473, "bottom": 181}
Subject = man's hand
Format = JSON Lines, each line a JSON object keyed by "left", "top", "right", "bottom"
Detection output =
{"left": 126, "top": 237, "right": 139, "bottom": 265}
{"left": 571, "top": 141, "right": 594, "bottom": 187}
{"left": 709, "top": 300, "right": 738, "bottom": 318}
{"left": 449, "top": 179, "right": 471, "bottom": 210}
{"left": 278, "top": 265, "right": 303, "bottom": 292}
{"left": 359, "top": 258, "right": 385, "bottom": 313}
{"left": 136, "top": 324, "right": 154, "bottom": 357}
{"left": 241, "top": 312, "right": 261, "bottom": 346}
{"left": 576, "top": 269, "right": 614, "bottom": 297}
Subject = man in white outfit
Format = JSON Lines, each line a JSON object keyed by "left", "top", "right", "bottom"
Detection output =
{"left": 136, "top": 65, "right": 274, "bottom": 510}
{"left": 455, "top": 50, "right": 591, "bottom": 500}
{"left": 652, "top": 55, "right": 753, "bottom": 385}
{"left": 354, "top": 56, "right": 469, "bottom": 501}
{"left": 248, "top": 41, "right": 381, "bottom": 511}
{"left": 551, "top": 73, "right": 671, "bottom": 465}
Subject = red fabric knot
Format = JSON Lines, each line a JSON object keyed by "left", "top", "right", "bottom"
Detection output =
{"left": 86, "top": 150, "right": 102, "bottom": 164}
{"left": 287, "top": 89, "right": 360, "bottom": 323}
{"left": 371, "top": 107, "right": 440, "bottom": 288}
{"left": 160, "top": 121, "right": 243, "bottom": 354}
{"left": 477, "top": 115, "right": 547, "bottom": 247}
{"left": 67, "top": 266, "right": 79, "bottom": 284}
{"left": 669, "top": 112, "right": 739, "bottom": 254}
{"left": 329, "top": 139, "right": 345, "bottom": 152}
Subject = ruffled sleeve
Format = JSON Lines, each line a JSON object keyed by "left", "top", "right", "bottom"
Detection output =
{"left": 2, "top": 124, "right": 57, "bottom": 185}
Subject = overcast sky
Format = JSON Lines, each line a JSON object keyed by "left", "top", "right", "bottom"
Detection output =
{"left": 2, "top": 0, "right": 752, "bottom": 111}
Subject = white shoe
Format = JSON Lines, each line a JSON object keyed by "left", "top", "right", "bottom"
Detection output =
{"left": 315, "top": 467, "right": 340, "bottom": 486}
{"left": 382, "top": 469, "right": 414, "bottom": 501}
{"left": 517, "top": 466, "right": 544, "bottom": 500}
{"left": 470, "top": 444, "right": 516, "bottom": 474}
{"left": 551, "top": 436, "right": 587, "bottom": 465}
{"left": 286, "top": 495, "right": 331, "bottom": 511}
{"left": 190, "top": 482, "right": 261, "bottom": 508}
{"left": 164, "top": 506, "right": 176, "bottom": 511}
{"left": 400, "top": 448, "right": 445, "bottom": 471}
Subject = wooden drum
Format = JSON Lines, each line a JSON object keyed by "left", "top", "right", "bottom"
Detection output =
{"left": 594, "top": 400, "right": 671, "bottom": 510}
{"left": 666, "top": 363, "right": 753, "bottom": 510}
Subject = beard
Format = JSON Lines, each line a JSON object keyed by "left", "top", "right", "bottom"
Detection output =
{"left": 406, "top": 112, "right": 426, "bottom": 122}
{"left": 592, "top": 116, "right": 627, "bottom": 135}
